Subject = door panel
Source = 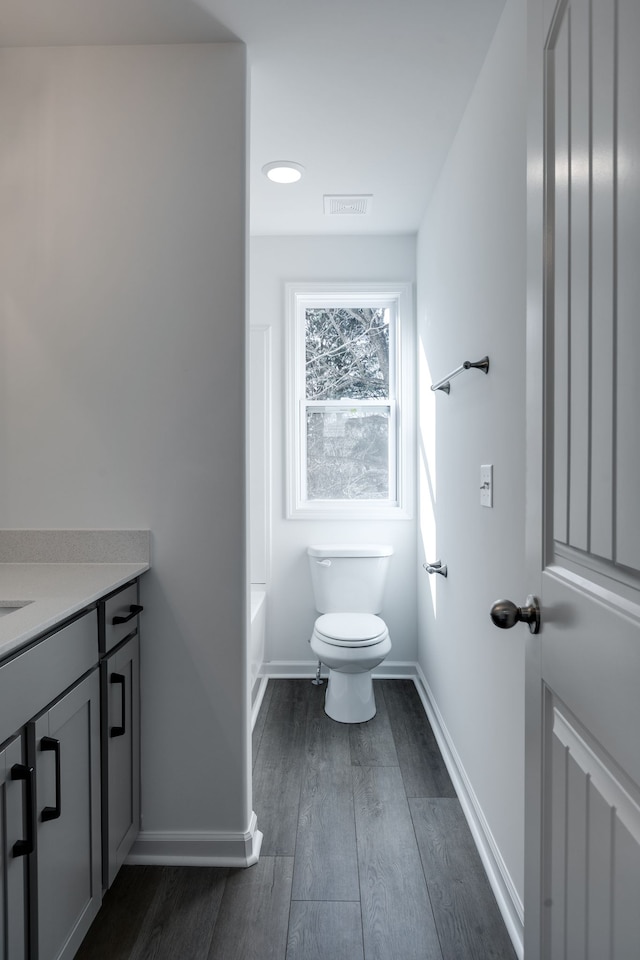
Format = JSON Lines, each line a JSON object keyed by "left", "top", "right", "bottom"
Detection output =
{"left": 540, "top": 571, "right": 640, "bottom": 956}
{"left": 549, "top": 0, "right": 640, "bottom": 574}
{"left": 616, "top": 0, "right": 640, "bottom": 570}
{"left": 527, "top": 0, "right": 640, "bottom": 955}
{"left": 541, "top": 569, "right": 640, "bottom": 783}
{"left": 566, "top": 0, "right": 589, "bottom": 553}
{"left": 589, "top": 0, "right": 615, "bottom": 562}
{"left": 547, "top": 695, "right": 640, "bottom": 959}
{"left": 551, "top": 5, "right": 569, "bottom": 547}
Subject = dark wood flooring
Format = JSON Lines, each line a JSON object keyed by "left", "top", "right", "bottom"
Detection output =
{"left": 76, "top": 679, "right": 517, "bottom": 960}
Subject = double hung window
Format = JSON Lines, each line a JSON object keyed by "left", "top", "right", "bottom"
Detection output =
{"left": 286, "top": 282, "right": 412, "bottom": 519}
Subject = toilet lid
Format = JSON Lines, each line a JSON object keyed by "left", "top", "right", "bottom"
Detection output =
{"left": 315, "top": 613, "right": 387, "bottom": 643}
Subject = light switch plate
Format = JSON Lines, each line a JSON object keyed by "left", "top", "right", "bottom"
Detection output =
{"left": 480, "top": 464, "right": 493, "bottom": 507}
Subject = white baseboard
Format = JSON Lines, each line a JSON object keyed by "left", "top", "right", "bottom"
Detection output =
{"left": 260, "top": 659, "right": 418, "bottom": 679}
{"left": 127, "top": 812, "right": 263, "bottom": 868}
{"left": 413, "top": 664, "right": 524, "bottom": 960}
{"left": 251, "top": 676, "right": 270, "bottom": 730}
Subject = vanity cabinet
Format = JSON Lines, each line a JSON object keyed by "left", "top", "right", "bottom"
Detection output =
{"left": 0, "top": 610, "right": 101, "bottom": 960}
{"left": 0, "top": 575, "right": 144, "bottom": 960}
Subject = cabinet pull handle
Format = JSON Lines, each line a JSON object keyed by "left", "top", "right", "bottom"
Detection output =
{"left": 11, "top": 763, "right": 35, "bottom": 857}
{"left": 41, "top": 737, "right": 61, "bottom": 822}
{"left": 112, "top": 604, "right": 143, "bottom": 625}
{"left": 110, "top": 673, "right": 126, "bottom": 738}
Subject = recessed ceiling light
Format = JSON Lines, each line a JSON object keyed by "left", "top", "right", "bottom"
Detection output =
{"left": 262, "top": 161, "right": 305, "bottom": 184}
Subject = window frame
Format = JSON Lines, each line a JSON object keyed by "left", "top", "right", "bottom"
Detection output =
{"left": 285, "top": 281, "right": 414, "bottom": 520}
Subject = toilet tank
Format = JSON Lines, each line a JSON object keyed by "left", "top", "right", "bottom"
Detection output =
{"left": 307, "top": 544, "right": 393, "bottom": 613}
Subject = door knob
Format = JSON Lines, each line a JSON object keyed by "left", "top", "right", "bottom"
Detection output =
{"left": 490, "top": 596, "right": 540, "bottom": 634}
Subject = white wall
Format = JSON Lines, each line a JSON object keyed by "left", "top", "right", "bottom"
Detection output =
{"left": 416, "top": 0, "right": 527, "bottom": 923}
{"left": 0, "top": 44, "right": 252, "bottom": 849}
{"left": 250, "top": 235, "right": 417, "bottom": 668}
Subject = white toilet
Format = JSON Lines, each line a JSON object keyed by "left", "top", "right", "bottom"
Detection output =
{"left": 307, "top": 544, "right": 393, "bottom": 723}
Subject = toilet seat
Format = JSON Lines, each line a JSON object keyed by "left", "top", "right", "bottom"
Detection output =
{"left": 313, "top": 613, "right": 388, "bottom": 648}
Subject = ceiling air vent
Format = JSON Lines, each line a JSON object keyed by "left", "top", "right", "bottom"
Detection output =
{"left": 323, "top": 194, "right": 372, "bottom": 216}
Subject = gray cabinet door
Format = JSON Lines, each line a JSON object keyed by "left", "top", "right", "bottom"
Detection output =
{"left": 32, "top": 669, "right": 102, "bottom": 960}
{"left": 103, "top": 633, "right": 140, "bottom": 888}
{"left": 0, "top": 735, "right": 28, "bottom": 960}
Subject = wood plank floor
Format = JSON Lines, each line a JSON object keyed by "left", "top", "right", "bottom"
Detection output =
{"left": 76, "top": 680, "right": 517, "bottom": 960}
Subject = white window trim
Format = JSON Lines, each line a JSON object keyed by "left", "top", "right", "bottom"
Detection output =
{"left": 285, "top": 281, "right": 414, "bottom": 520}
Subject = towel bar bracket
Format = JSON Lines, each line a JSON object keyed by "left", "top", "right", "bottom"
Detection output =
{"left": 431, "top": 355, "right": 489, "bottom": 394}
{"left": 423, "top": 560, "right": 448, "bottom": 578}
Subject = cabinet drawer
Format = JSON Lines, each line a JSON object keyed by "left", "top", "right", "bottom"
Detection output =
{"left": 0, "top": 611, "right": 98, "bottom": 746}
{"left": 101, "top": 582, "right": 141, "bottom": 654}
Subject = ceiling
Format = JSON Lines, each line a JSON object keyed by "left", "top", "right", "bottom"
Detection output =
{"left": 0, "top": 0, "right": 506, "bottom": 236}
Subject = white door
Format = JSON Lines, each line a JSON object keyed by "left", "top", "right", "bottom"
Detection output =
{"left": 522, "top": 0, "right": 640, "bottom": 957}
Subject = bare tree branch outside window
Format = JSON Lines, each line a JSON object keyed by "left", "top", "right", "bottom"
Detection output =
{"left": 304, "top": 308, "right": 390, "bottom": 500}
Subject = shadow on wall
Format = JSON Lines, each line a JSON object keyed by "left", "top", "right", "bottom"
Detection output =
{"left": 418, "top": 334, "right": 438, "bottom": 620}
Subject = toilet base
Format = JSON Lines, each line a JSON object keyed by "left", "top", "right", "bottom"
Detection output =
{"left": 324, "top": 669, "right": 377, "bottom": 723}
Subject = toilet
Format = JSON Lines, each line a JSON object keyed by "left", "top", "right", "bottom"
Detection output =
{"left": 307, "top": 544, "right": 393, "bottom": 723}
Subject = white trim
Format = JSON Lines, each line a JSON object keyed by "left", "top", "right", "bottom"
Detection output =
{"left": 249, "top": 326, "right": 272, "bottom": 585}
{"left": 127, "top": 812, "right": 263, "bottom": 868}
{"left": 413, "top": 664, "right": 524, "bottom": 960}
{"left": 251, "top": 675, "right": 270, "bottom": 729}
{"left": 285, "top": 281, "right": 414, "bottom": 520}
{"left": 260, "top": 659, "right": 418, "bottom": 679}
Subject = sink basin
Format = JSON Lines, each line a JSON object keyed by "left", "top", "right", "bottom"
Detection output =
{"left": 0, "top": 601, "right": 33, "bottom": 618}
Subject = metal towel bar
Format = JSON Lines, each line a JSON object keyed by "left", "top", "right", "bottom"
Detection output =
{"left": 430, "top": 355, "right": 489, "bottom": 394}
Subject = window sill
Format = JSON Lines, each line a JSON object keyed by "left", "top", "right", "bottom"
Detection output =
{"left": 287, "top": 502, "right": 413, "bottom": 521}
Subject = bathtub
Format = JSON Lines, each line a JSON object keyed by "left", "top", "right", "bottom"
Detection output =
{"left": 250, "top": 588, "right": 267, "bottom": 724}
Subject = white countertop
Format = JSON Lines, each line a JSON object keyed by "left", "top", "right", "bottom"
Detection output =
{"left": 0, "top": 561, "right": 149, "bottom": 660}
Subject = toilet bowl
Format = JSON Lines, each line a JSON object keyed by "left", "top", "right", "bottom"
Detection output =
{"left": 310, "top": 614, "right": 391, "bottom": 723}
{"left": 307, "top": 545, "right": 393, "bottom": 724}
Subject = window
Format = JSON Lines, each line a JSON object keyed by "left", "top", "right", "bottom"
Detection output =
{"left": 286, "top": 282, "right": 413, "bottom": 519}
